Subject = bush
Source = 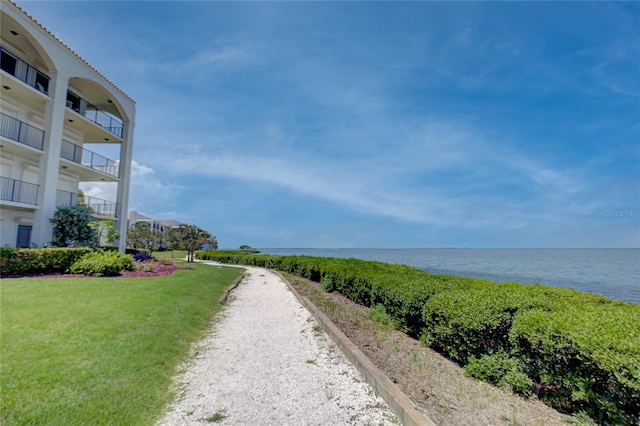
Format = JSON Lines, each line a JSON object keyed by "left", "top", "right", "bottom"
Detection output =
{"left": 465, "top": 352, "right": 532, "bottom": 395}
{"left": 50, "top": 204, "right": 97, "bottom": 247}
{"left": 133, "top": 252, "right": 156, "bottom": 262}
{"left": 158, "top": 257, "right": 175, "bottom": 266}
{"left": 69, "top": 251, "right": 134, "bottom": 277}
{"left": 134, "top": 260, "right": 157, "bottom": 273}
{"left": 510, "top": 305, "right": 640, "bottom": 424}
{"left": 321, "top": 271, "right": 338, "bottom": 292}
{"left": 369, "top": 304, "right": 394, "bottom": 326}
{"left": 1, "top": 247, "right": 93, "bottom": 275}
{"left": 420, "top": 283, "right": 562, "bottom": 364}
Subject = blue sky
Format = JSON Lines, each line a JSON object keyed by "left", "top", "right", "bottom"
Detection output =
{"left": 19, "top": 1, "right": 639, "bottom": 248}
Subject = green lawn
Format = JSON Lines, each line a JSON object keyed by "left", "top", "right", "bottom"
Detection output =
{"left": 153, "top": 250, "right": 188, "bottom": 262}
{"left": 0, "top": 264, "right": 243, "bottom": 425}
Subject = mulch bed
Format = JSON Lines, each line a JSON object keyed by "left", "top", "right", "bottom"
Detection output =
{"left": 121, "top": 264, "right": 182, "bottom": 278}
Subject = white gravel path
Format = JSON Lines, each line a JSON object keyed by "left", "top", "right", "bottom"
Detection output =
{"left": 156, "top": 265, "right": 398, "bottom": 426}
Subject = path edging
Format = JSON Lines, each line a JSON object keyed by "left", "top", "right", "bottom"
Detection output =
{"left": 277, "top": 271, "right": 436, "bottom": 426}
{"left": 218, "top": 275, "right": 244, "bottom": 303}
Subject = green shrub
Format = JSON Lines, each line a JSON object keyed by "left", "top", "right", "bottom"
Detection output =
{"left": 371, "top": 270, "right": 479, "bottom": 337}
{"left": 510, "top": 305, "right": 640, "bottom": 424}
{"left": 465, "top": 352, "right": 532, "bottom": 395}
{"left": 69, "top": 251, "right": 134, "bottom": 277}
{"left": 0, "top": 248, "right": 21, "bottom": 275}
{"left": 50, "top": 204, "right": 97, "bottom": 247}
{"left": 158, "top": 257, "right": 175, "bottom": 266}
{"left": 1, "top": 247, "right": 93, "bottom": 276}
{"left": 369, "top": 304, "right": 393, "bottom": 326}
{"left": 421, "top": 283, "right": 563, "bottom": 363}
{"left": 321, "top": 271, "right": 338, "bottom": 292}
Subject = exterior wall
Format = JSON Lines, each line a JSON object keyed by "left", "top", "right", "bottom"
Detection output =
{"left": 0, "top": 0, "right": 135, "bottom": 251}
{"left": 0, "top": 208, "right": 35, "bottom": 247}
{"left": 128, "top": 211, "right": 175, "bottom": 234}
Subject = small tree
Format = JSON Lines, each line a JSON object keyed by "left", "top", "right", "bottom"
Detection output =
{"left": 50, "top": 204, "right": 97, "bottom": 247}
{"left": 126, "top": 222, "right": 162, "bottom": 253}
{"left": 167, "top": 224, "right": 211, "bottom": 262}
{"left": 239, "top": 244, "right": 252, "bottom": 250}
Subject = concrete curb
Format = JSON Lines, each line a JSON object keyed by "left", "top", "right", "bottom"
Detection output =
{"left": 277, "top": 271, "right": 437, "bottom": 426}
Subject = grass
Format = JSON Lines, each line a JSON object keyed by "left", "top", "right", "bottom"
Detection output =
{"left": 153, "top": 250, "right": 188, "bottom": 262}
{"left": 205, "top": 410, "right": 227, "bottom": 423}
{"left": 0, "top": 263, "right": 243, "bottom": 425}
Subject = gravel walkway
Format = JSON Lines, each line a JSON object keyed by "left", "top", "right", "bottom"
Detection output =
{"left": 157, "top": 265, "right": 398, "bottom": 426}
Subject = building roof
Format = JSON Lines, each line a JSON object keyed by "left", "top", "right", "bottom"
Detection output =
{"left": 6, "top": 0, "right": 135, "bottom": 104}
{"left": 157, "top": 219, "right": 184, "bottom": 228}
{"left": 129, "top": 211, "right": 184, "bottom": 229}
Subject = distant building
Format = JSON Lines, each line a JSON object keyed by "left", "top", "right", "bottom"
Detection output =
{"left": 128, "top": 211, "right": 183, "bottom": 249}
{"left": 128, "top": 211, "right": 181, "bottom": 234}
{"left": 1, "top": 0, "right": 135, "bottom": 250}
{"left": 128, "top": 211, "right": 215, "bottom": 251}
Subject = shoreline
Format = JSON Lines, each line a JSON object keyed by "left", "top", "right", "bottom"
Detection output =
{"left": 259, "top": 247, "right": 640, "bottom": 304}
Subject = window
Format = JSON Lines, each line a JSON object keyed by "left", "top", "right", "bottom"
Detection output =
{"left": 1, "top": 49, "right": 17, "bottom": 76}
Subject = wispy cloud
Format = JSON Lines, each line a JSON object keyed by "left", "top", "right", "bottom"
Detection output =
{"left": 81, "top": 161, "right": 184, "bottom": 217}
{"left": 33, "top": 0, "right": 638, "bottom": 247}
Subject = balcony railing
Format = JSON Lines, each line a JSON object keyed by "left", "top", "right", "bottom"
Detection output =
{"left": 66, "top": 91, "right": 123, "bottom": 138}
{"left": 1, "top": 176, "right": 39, "bottom": 205}
{"left": 0, "top": 112, "right": 45, "bottom": 150}
{"left": 0, "top": 46, "right": 50, "bottom": 94}
{"left": 56, "top": 189, "right": 118, "bottom": 218}
{"left": 60, "top": 140, "right": 120, "bottom": 178}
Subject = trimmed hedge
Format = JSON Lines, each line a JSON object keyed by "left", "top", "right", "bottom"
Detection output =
{"left": 420, "top": 283, "right": 607, "bottom": 364}
{"left": 1, "top": 247, "right": 93, "bottom": 276}
{"left": 197, "top": 251, "right": 640, "bottom": 424}
{"left": 510, "top": 305, "right": 640, "bottom": 424}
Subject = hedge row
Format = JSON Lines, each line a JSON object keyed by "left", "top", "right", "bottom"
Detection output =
{"left": 1, "top": 247, "right": 93, "bottom": 275}
{"left": 197, "top": 251, "right": 640, "bottom": 424}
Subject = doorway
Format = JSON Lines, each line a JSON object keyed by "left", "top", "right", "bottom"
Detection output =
{"left": 16, "top": 225, "right": 32, "bottom": 248}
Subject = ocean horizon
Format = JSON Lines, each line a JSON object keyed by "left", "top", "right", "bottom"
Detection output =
{"left": 259, "top": 248, "right": 639, "bottom": 304}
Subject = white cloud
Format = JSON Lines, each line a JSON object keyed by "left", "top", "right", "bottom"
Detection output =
{"left": 170, "top": 152, "right": 433, "bottom": 223}
{"left": 80, "top": 161, "right": 184, "bottom": 217}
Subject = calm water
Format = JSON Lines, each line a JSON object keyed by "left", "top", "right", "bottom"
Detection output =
{"left": 260, "top": 248, "right": 640, "bottom": 304}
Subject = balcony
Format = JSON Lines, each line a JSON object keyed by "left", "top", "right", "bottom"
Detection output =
{"left": 60, "top": 140, "right": 120, "bottom": 179}
{"left": 0, "top": 46, "right": 50, "bottom": 94}
{"left": 1, "top": 176, "right": 39, "bottom": 205}
{"left": 1, "top": 112, "right": 44, "bottom": 150}
{"left": 56, "top": 189, "right": 118, "bottom": 219}
{"left": 66, "top": 90, "right": 123, "bottom": 138}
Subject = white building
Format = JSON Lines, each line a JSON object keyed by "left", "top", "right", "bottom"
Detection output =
{"left": 0, "top": 0, "right": 135, "bottom": 251}
{"left": 128, "top": 211, "right": 183, "bottom": 250}
{"left": 128, "top": 211, "right": 182, "bottom": 235}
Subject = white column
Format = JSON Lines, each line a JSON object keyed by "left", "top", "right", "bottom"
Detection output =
{"left": 31, "top": 72, "right": 68, "bottom": 246}
{"left": 115, "top": 111, "right": 135, "bottom": 252}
